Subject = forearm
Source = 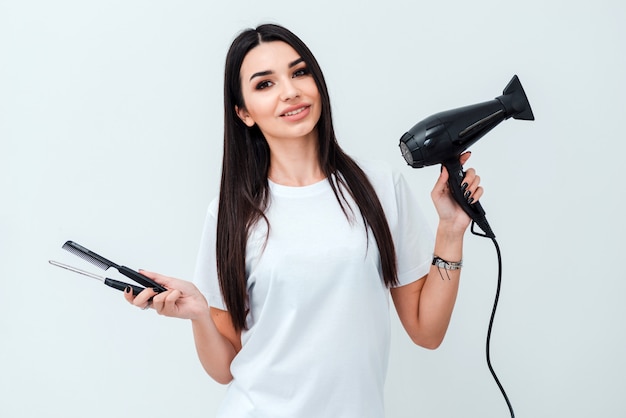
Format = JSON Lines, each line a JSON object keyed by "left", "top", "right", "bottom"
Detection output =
{"left": 417, "top": 226, "right": 463, "bottom": 346}
{"left": 394, "top": 224, "right": 465, "bottom": 349}
{"left": 191, "top": 309, "right": 237, "bottom": 384}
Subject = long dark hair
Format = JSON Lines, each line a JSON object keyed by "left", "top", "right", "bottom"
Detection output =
{"left": 217, "top": 24, "right": 398, "bottom": 331}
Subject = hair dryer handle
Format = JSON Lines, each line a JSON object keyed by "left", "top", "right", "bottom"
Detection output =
{"left": 443, "top": 159, "right": 495, "bottom": 238}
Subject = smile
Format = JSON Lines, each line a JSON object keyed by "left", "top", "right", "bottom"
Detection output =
{"left": 281, "top": 106, "right": 309, "bottom": 117}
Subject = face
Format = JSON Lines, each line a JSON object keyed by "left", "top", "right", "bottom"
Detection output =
{"left": 236, "top": 41, "right": 322, "bottom": 145}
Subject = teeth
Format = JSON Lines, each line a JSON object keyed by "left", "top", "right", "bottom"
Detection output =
{"left": 283, "top": 107, "right": 307, "bottom": 116}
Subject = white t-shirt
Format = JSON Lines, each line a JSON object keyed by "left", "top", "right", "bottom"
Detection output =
{"left": 194, "top": 160, "right": 434, "bottom": 418}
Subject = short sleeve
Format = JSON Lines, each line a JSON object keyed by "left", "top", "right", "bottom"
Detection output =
{"left": 390, "top": 170, "right": 435, "bottom": 286}
{"left": 359, "top": 159, "right": 435, "bottom": 287}
{"left": 192, "top": 198, "right": 227, "bottom": 310}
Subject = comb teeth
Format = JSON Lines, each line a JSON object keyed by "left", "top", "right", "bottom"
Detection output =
{"left": 62, "top": 241, "right": 115, "bottom": 271}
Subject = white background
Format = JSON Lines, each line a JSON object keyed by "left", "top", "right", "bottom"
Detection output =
{"left": 1, "top": 1, "right": 625, "bottom": 417}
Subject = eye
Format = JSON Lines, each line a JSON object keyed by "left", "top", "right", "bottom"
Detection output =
{"left": 293, "top": 67, "right": 309, "bottom": 78}
{"left": 256, "top": 80, "right": 273, "bottom": 90}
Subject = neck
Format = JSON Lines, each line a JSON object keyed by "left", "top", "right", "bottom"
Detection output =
{"left": 266, "top": 131, "right": 325, "bottom": 187}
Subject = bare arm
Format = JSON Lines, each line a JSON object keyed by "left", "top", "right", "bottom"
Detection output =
{"left": 391, "top": 227, "right": 463, "bottom": 349}
{"left": 392, "top": 152, "right": 481, "bottom": 349}
{"left": 125, "top": 271, "right": 240, "bottom": 384}
{"left": 191, "top": 307, "right": 241, "bottom": 384}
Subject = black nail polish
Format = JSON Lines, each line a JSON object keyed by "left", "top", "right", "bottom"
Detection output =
{"left": 153, "top": 287, "right": 161, "bottom": 293}
{"left": 461, "top": 182, "right": 468, "bottom": 191}
{"left": 124, "top": 286, "right": 131, "bottom": 294}
{"left": 468, "top": 197, "right": 474, "bottom": 205}
{"left": 464, "top": 190, "right": 471, "bottom": 199}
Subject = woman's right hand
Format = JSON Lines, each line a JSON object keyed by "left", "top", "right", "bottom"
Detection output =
{"left": 123, "top": 270, "right": 210, "bottom": 321}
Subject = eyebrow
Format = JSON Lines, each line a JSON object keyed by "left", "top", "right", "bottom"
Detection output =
{"left": 249, "top": 57, "right": 305, "bottom": 82}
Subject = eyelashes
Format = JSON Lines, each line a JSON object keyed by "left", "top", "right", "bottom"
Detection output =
{"left": 292, "top": 67, "right": 309, "bottom": 77}
{"left": 254, "top": 67, "right": 310, "bottom": 90}
{"left": 256, "top": 80, "right": 272, "bottom": 90}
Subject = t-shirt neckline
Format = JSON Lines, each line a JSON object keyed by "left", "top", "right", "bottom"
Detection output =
{"left": 268, "top": 177, "right": 330, "bottom": 197}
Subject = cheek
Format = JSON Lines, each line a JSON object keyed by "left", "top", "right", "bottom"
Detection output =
{"left": 310, "top": 87, "right": 322, "bottom": 118}
{"left": 305, "top": 79, "right": 320, "bottom": 99}
{"left": 245, "top": 94, "right": 275, "bottom": 119}
{"left": 299, "top": 80, "right": 321, "bottom": 109}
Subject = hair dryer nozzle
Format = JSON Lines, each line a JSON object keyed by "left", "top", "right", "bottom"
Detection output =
{"left": 498, "top": 75, "right": 534, "bottom": 121}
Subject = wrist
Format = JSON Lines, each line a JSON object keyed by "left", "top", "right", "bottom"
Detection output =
{"left": 189, "top": 303, "right": 212, "bottom": 323}
{"left": 432, "top": 254, "right": 463, "bottom": 280}
{"left": 432, "top": 255, "right": 463, "bottom": 270}
{"left": 435, "top": 223, "right": 465, "bottom": 245}
{"left": 433, "top": 225, "right": 464, "bottom": 264}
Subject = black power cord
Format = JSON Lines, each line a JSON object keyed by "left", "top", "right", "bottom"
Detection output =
{"left": 470, "top": 222, "right": 515, "bottom": 418}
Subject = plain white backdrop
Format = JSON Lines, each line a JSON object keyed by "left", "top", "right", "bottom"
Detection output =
{"left": 1, "top": 0, "right": 625, "bottom": 417}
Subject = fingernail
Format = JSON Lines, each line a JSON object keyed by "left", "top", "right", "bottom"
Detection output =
{"left": 461, "top": 182, "right": 468, "bottom": 191}
{"left": 468, "top": 197, "right": 474, "bottom": 204}
{"left": 464, "top": 190, "right": 471, "bottom": 199}
{"left": 124, "top": 286, "right": 131, "bottom": 294}
{"left": 153, "top": 287, "right": 162, "bottom": 293}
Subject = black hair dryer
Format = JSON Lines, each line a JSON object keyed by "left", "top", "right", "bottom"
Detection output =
{"left": 399, "top": 75, "right": 534, "bottom": 239}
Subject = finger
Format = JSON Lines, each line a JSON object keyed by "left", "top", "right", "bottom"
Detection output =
{"left": 123, "top": 286, "right": 135, "bottom": 303}
{"left": 468, "top": 179, "right": 481, "bottom": 202}
{"left": 466, "top": 186, "right": 484, "bottom": 204}
{"left": 151, "top": 289, "right": 170, "bottom": 313}
{"left": 459, "top": 168, "right": 482, "bottom": 201}
{"left": 152, "top": 289, "right": 181, "bottom": 315}
{"left": 138, "top": 269, "right": 178, "bottom": 290}
{"left": 132, "top": 287, "right": 159, "bottom": 310}
{"left": 462, "top": 167, "right": 476, "bottom": 184}
{"left": 434, "top": 164, "right": 450, "bottom": 190}
{"left": 461, "top": 168, "right": 478, "bottom": 188}
{"left": 162, "top": 289, "right": 183, "bottom": 315}
{"left": 472, "top": 186, "right": 484, "bottom": 202}
{"left": 459, "top": 151, "right": 472, "bottom": 165}
{"left": 466, "top": 173, "right": 481, "bottom": 193}
{"left": 465, "top": 181, "right": 483, "bottom": 204}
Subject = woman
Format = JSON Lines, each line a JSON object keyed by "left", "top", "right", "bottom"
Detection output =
{"left": 125, "top": 24, "right": 482, "bottom": 417}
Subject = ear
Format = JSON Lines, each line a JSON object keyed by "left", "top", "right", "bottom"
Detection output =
{"left": 235, "top": 105, "right": 255, "bottom": 127}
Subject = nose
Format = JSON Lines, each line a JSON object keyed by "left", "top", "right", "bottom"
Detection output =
{"left": 280, "top": 78, "right": 300, "bottom": 101}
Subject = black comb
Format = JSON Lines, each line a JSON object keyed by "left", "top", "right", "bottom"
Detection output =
{"left": 62, "top": 241, "right": 166, "bottom": 292}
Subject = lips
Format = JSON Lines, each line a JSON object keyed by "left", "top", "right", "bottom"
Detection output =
{"left": 280, "top": 105, "right": 310, "bottom": 118}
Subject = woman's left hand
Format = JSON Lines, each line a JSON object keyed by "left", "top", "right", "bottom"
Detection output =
{"left": 431, "top": 152, "right": 484, "bottom": 234}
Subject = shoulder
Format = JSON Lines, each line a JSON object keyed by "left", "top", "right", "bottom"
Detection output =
{"left": 207, "top": 195, "right": 219, "bottom": 218}
{"left": 353, "top": 157, "right": 393, "bottom": 176}
{"left": 197, "top": 196, "right": 220, "bottom": 236}
{"left": 353, "top": 158, "right": 431, "bottom": 230}
{"left": 353, "top": 158, "right": 406, "bottom": 196}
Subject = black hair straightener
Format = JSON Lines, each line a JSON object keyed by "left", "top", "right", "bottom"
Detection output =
{"left": 49, "top": 240, "right": 166, "bottom": 296}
